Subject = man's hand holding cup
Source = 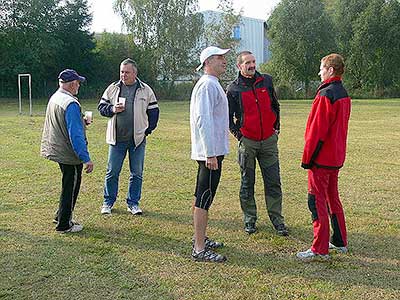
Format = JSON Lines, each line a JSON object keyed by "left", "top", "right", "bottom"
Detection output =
{"left": 113, "top": 97, "right": 126, "bottom": 113}
{"left": 84, "top": 111, "right": 93, "bottom": 125}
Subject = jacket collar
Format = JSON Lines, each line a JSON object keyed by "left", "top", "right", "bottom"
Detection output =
{"left": 58, "top": 88, "right": 79, "bottom": 102}
{"left": 318, "top": 76, "right": 342, "bottom": 91}
{"left": 115, "top": 78, "right": 144, "bottom": 89}
{"left": 235, "top": 70, "right": 263, "bottom": 86}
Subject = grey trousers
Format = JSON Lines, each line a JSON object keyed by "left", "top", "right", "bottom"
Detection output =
{"left": 238, "top": 134, "right": 284, "bottom": 227}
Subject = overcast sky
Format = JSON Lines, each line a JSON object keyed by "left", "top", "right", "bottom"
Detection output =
{"left": 88, "top": 0, "right": 281, "bottom": 33}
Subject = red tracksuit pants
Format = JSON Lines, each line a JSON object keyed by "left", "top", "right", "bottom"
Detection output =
{"left": 307, "top": 167, "right": 347, "bottom": 255}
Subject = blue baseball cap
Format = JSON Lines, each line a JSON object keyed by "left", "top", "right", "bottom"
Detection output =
{"left": 58, "top": 69, "right": 86, "bottom": 83}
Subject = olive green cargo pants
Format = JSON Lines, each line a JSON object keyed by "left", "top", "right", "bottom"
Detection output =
{"left": 238, "top": 134, "right": 285, "bottom": 227}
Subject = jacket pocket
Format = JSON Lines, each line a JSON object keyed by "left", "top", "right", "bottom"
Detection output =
{"left": 238, "top": 146, "right": 247, "bottom": 170}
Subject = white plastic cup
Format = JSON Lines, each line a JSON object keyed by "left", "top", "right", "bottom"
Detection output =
{"left": 85, "top": 111, "right": 93, "bottom": 124}
{"left": 118, "top": 97, "right": 126, "bottom": 108}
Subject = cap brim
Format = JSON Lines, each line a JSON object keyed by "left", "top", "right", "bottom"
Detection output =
{"left": 196, "top": 48, "right": 230, "bottom": 72}
{"left": 209, "top": 48, "right": 231, "bottom": 57}
{"left": 77, "top": 75, "right": 86, "bottom": 82}
{"left": 218, "top": 48, "right": 230, "bottom": 55}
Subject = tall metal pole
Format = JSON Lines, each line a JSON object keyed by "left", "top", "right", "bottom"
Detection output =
{"left": 18, "top": 74, "right": 22, "bottom": 115}
{"left": 18, "top": 73, "right": 32, "bottom": 116}
{"left": 29, "top": 75, "right": 32, "bottom": 116}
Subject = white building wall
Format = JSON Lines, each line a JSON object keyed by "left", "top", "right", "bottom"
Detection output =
{"left": 201, "top": 10, "right": 267, "bottom": 66}
{"left": 238, "top": 16, "right": 265, "bottom": 66}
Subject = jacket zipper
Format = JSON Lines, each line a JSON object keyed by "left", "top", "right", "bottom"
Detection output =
{"left": 252, "top": 84, "right": 263, "bottom": 140}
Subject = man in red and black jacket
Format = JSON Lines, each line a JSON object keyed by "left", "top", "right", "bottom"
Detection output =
{"left": 227, "top": 51, "right": 288, "bottom": 236}
{"left": 297, "top": 53, "right": 351, "bottom": 261}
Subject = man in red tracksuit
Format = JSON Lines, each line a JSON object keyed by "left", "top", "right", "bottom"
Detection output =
{"left": 297, "top": 53, "right": 351, "bottom": 261}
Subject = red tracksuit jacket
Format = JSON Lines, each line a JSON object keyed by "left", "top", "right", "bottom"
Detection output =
{"left": 302, "top": 77, "right": 351, "bottom": 169}
{"left": 227, "top": 71, "right": 280, "bottom": 141}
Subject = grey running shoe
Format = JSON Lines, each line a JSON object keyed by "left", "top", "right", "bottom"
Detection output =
{"left": 192, "top": 236, "right": 224, "bottom": 249}
{"left": 53, "top": 218, "right": 79, "bottom": 224}
{"left": 296, "top": 248, "right": 330, "bottom": 262}
{"left": 275, "top": 223, "right": 289, "bottom": 236}
{"left": 244, "top": 223, "right": 257, "bottom": 234}
{"left": 192, "top": 248, "right": 227, "bottom": 263}
{"left": 329, "top": 242, "right": 348, "bottom": 253}
{"left": 205, "top": 236, "right": 224, "bottom": 249}
{"left": 57, "top": 224, "right": 83, "bottom": 234}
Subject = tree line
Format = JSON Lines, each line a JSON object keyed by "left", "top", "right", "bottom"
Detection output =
{"left": 264, "top": 0, "right": 400, "bottom": 98}
{"left": 1, "top": 0, "right": 399, "bottom": 100}
{"left": 0, "top": 0, "right": 237, "bottom": 100}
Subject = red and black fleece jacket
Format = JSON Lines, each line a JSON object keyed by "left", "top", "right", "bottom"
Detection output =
{"left": 302, "top": 77, "right": 351, "bottom": 169}
{"left": 226, "top": 71, "right": 280, "bottom": 141}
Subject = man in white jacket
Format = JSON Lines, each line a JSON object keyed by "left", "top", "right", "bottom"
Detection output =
{"left": 190, "top": 46, "right": 230, "bottom": 262}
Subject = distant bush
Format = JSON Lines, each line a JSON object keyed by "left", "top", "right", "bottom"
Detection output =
{"left": 275, "top": 82, "right": 296, "bottom": 100}
{"left": 155, "top": 81, "right": 195, "bottom": 101}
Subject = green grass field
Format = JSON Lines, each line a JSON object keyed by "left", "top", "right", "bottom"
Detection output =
{"left": 0, "top": 99, "right": 399, "bottom": 300}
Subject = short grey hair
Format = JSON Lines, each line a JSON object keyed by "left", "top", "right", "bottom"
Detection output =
{"left": 121, "top": 58, "right": 138, "bottom": 71}
{"left": 237, "top": 51, "right": 253, "bottom": 65}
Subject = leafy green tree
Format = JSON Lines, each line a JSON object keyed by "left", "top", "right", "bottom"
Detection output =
{"left": 201, "top": 0, "right": 242, "bottom": 80}
{"left": 202, "top": 0, "right": 241, "bottom": 49}
{"left": 55, "top": 0, "right": 95, "bottom": 75}
{"left": 0, "top": 0, "right": 61, "bottom": 78}
{"left": 267, "top": 0, "right": 335, "bottom": 97}
{"left": 114, "top": 0, "right": 203, "bottom": 82}
{"left": 93, "top": 32, "right": 154, "bottom": 85}
{"left": 0, "top": 0, "right": 94, "bottom": 97}
{"left": 323, "top": 0, "right": 369, "bottom": 89}
{"left": 348, "top": 0, "right": 400, "bottom": 95}
{"left": 325, "top": 0, "right": 400, "bottom": 95}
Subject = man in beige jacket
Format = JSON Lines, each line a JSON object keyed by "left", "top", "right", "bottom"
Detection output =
{"left": 98, "top": 58, "right": 159, "bottom": 216}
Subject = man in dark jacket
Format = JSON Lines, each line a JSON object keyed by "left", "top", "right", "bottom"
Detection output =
{"left": 227, "top": 51, "right": 288, "bottom": 236}
{"left": 297, "top": 53, "right": 351, "bottom": 261}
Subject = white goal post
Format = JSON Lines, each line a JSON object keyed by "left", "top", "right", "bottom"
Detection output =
{"left": 18, "top": 73, "right": 32, "bottom": 116}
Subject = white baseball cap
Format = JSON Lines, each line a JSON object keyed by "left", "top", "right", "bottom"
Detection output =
{"left": 196, "top": 46, "right": 230, "bottom": 71}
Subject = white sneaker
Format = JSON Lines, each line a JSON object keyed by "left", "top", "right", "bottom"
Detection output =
{"left": 101, "top": 205, "right": 112, "bottom": 215}
{"left": 329, "top": 242, "right": 348, "bottom": 253}
{"left": 296, "top": 248, "right": 330, "bottom": 262}
{"left": 58, "top": 224, "right": 83, "bottom": 234}
{"left": 127, "top": 205, "right": 143, "bottom": 215}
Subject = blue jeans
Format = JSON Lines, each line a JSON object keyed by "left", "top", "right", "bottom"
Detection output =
{"left": 103, "top": 139, "right": 146, "bottom": 207}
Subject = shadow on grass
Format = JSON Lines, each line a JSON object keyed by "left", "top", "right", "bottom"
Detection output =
{"left": 1, "top": 219, "right": 399, "bottom": 298}
{"left": 349, "top": 232, "right": 400, "bottom": 261}
{"left": 142, "top": 209, "right": 244, "bottom": 231}
{"left": 140, "top": 210, "right": 192, "bottom": 225}
{"left": 81, "top": 222, "right": 400, "bottom": 292}
{"left": 86, "top": 209, "right": 400, "bottom": 289}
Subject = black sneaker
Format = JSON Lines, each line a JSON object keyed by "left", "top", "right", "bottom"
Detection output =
{"left": 192, "top": 236, "right": 224, "bottom": 249}
{"left": 244, "top": 222, "right": 257, "bottom": 234}
{"left": 191, "top": 248, "right": 227, "bottom": 263}
{"left": 275, "top": 223, "right": 289, "bottom": 236}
